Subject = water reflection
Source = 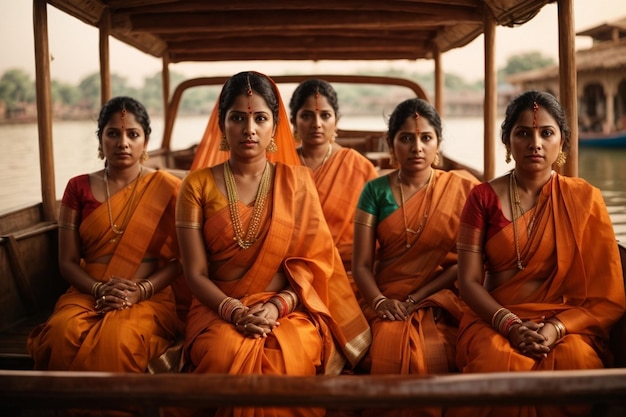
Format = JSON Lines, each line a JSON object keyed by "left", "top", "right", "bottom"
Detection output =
{"left": 579, "top": 147, "right": 626, "bottom": 243}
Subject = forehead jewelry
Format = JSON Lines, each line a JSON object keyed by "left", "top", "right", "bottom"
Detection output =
{"left": 120, "top": 108, "right": 126, "bottom": 130}
{"left": 315, "top": 89, "right": 320, "bottom": 112}
{"left": 415, "top": 112, "right": 421, "bottom": 135}
{"left": 532, "top": 102, "right": 539, "bottom": 129}
{"left": 246, "top": 76, "right": 253, "bottom": 114}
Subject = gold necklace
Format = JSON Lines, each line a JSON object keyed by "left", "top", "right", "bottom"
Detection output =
{"left": 398, "top": 169, "right": 434, "bottom": 249}
{"left": 298, "top": 142, "right": 333, "bottom": 169}
{"left": 104, "top": 166, "right": 142, "bottom": 242}
{"left": 224, "top": 160, "right": 272, "bottom": 249}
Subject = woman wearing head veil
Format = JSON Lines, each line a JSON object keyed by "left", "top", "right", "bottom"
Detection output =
{"left": 175, "top": 71, "right": 371, "bottom": 417}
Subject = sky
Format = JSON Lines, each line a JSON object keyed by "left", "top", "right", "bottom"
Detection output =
{"left": 1, "top": 1, "right": 626, "bottom": 87}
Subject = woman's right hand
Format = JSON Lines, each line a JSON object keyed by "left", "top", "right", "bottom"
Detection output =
{"left": 376, "top": 298, "right": 410, "bottom": 321}
{"left": 233, "top": 304, "right": 279, "bottom": 339}
{"left": 509, "top": 321, "right": 549, "bottom": 359}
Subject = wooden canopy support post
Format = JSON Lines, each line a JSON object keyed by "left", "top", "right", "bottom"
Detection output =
{"left": 558, "top": 0, "right": 578, "bottom": 177}
{"left": 483, "top": 10, "right": 497, "bottom": 181}
{"left": 32, "top": 0, "right": 57, "bottom": 222}
{"left": 433, "top": 47, "right": 443, "bottom": 117}
{"left": 162, "top": 52, "right": 170, "bottom": 125}
{"left": 99, "top": 8, "right": 111, "bottom": 105}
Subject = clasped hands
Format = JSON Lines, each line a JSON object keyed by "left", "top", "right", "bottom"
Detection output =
{"left": 94, "top": 276, "right": 140, "bottom": 314}
{"left": 233, "top": 301, "right": 280, "bottom": 339}
{"left": 375, "top": 297, "right": 443, "bottom": 321}
{"left": 508, "top": 318, "right": 560, "bottom": 359}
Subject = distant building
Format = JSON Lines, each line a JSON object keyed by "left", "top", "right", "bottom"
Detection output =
{"left": 507, "top": 17, "right": 626, "bottom": 134}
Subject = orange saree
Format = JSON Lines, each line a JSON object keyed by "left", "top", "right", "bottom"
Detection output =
{"left": 177, "top": 163, "right": 371, "bottom": 417}
{"left": 451, "top": 174, "right": 626, "bottom": 417}
{"left": 306, "top": 147, "right": 378, "bottom": 271}
{"left": 27, "top": 171, "right": 183, "bottom": 372}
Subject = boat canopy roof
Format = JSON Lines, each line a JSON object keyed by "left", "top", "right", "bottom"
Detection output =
{"left": 48, "top": 0, "right": 552, "bottom": 63}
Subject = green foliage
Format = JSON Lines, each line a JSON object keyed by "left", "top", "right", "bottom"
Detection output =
{"left": 0, "top": 68, "right": 36, "bottom": 110}
{"left": 498, "top": 51, "right": 555, "bottom": 81}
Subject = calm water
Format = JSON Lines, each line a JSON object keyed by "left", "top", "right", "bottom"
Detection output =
{"left": 1, "top": 116, "right": 625, "bottom": 242}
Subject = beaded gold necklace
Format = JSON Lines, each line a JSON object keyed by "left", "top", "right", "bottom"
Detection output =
{"left": 398, "top": 169, "right": 434, "bottom": 249}
{"left": 224, "top": 160, "right": 272, "bottom": 249}
{"left": 104, "top": 166, "right": 142, "bottom": 243}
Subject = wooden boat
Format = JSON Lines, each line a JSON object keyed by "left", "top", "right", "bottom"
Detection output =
{"left": 579, "top": 130, "right": 626, "bottom": 148}
{"left": 1, "top": 0, "right": 625, "bottom": 415}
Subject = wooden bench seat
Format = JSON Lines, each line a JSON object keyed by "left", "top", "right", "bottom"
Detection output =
{"left": 0, "top": 369, "right": 625, "bottom": 417}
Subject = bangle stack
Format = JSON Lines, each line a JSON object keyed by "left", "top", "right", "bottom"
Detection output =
{"left": 371, "top": 294, "right": 387, "bottom": 311}
{"left": 137, "top": 279, "right": 154, "bottom": 301}
{"left": 406, "top": 294, "right": 416, "bottom": 304}
{"left": 91, "top": 281, "right": 104, "bottom": 298}
{"left": 218, "top": 296, "right": 246, "bottom": 323}
{"left": 546, "top": 317, "right": 567, "bottom": 340}
{"left": 269, "top": 290, "right": 298, "bottom": 317}
{"left": 491, "top": 307, "right": 522, "bottom": 336}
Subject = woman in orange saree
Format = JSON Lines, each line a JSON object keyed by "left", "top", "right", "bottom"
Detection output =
{"left": 449, "top": 91, "right": 626, "bottom": 417}
{"left": 352, "top": 98, "right": 478, "bottom": 417}
{"left": 176, "top": 71, "right": 371, "bottom": 417}
{"left": 27, "top": 97, "right": 183, "bottom": 378}
{"left": 288, "top": 79, "right": 378, "bottom": 275}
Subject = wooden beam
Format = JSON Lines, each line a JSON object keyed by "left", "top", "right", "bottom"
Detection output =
{"left": 33, "top": 0, "right": 57, "bottom": 222}
{"left": 558, "top": 0, "right": 578, "bottom": 177}
{"left": 483, "top": 9, "right": 497, "bottom": 181}
{"left": 99, "top": 8, "right": 111, "bottom": 106}
{"left": 1, "top": 369, "right": 625, "bottom": 410}
{"left": 168, "top": 51, "right": 431, "bottom": 62}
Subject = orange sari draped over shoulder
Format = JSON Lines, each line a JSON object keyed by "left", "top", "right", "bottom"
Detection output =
{"left": 364, "top": 170, "right": 478, "bottom": 376}
{"left": 306, "top": 147, "right": 378, "bottom": 270}
{"left": 177, "top": 163, "right": 371, "bottom": 417}
{"left": 452, "top": 174, "right": 626, "bottom": 417}
{"left": 27, "top": 171, "right": 183, "bottom": 372}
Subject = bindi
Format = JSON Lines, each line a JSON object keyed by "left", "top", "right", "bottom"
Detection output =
{"left": 315, "top": 90, "right": 320, "bottom": 112}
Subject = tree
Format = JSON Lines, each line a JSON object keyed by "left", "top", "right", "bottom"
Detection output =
{"left": 499, "top": 51, "right": 555, "bottom": 79}
{"left": 0, "top": 68, "right": 36, "bottom": 110}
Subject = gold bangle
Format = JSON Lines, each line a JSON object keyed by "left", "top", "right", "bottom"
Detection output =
{"left": 141, "top": 279, "right": 155, "bottom": 299}
{"left": 546, "top": 318, "right": 566, "bottom": 339}
{"left": 406, "top": 295, "right": 416, "bottom": 304}
{"left": 91, "top": 281, "right": 103, "bottom": 298}
{"left": 371, "top": 294, "right": 386, "bottom": 310}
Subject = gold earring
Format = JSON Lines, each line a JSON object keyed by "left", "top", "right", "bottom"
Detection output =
{"left": 555, "top": 151, "right": 567, "bottom": 167}
{"left": 266, "top": 138, "right": 278, "bottom": 154}
{"left": 433, "top": 153, "right": 440, "bottom": 166}
{"left": 389, "top": 152, "right": 397, "bottom": 166}
{"left": 98, "top": 146, "right": 104, "bottom": 160}
{"left": 219, "top": 136, "right": 230, "bottom": 151}
{"left": 505, "top": 149, "right": 511, "bottom": 164}
{"left": 140, "top": 150, "right": 149, "bottom": 163}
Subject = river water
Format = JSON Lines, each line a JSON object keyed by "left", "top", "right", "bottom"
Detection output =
{"left": 1, "top": 115, "right": 625, "bottom": 242}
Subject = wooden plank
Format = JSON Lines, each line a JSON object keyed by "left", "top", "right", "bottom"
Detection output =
{"left": 1, "top": 369, "right": 626, "bottom": 410}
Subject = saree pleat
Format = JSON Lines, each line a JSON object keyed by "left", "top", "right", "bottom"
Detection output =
{"left": 307, "top": 148, "right": 378, "bottom": 268}
{"left": 27, "top": 171, "right": 183, "bottom": 374}
{"left": 450, "top": 175, "right": 626, "bottom": 417}
{"left": 363, "top": 170, "right": 478, "bottom": 417}
{"left": 180, "top": 163, "right": 371, "bottom": 417}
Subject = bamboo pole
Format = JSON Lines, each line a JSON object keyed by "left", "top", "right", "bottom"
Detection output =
{"left": 99, "top": 9, "right": 111, "bottom": 105}
{"left": 33, "top": 0, "right": 57, "bottom": 221}
{"left": 558, "top": 0, "right": 578, "bottom": 177}
{"left": 483, "top": 11, "right": 497, "bottom": 181}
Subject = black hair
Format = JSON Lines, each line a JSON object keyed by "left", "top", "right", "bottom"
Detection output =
{"left": 218, "top": 71, "right": 279, "bottom": 129}
{"left": 96, "top": 96, "right": 151, "bottom": 141}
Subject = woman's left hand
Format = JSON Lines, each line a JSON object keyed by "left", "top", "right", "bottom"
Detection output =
{"left": 94, "top": 276, "right": 138, "bottom": 313}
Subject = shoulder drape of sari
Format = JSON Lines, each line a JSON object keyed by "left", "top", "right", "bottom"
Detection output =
{"left": 308, "top": 148, "right": 378, "bottom": 267}
{"left": 456, "top": 175, "right": 626, "bottom": 377}
{"left": 367, "top": 170, "right": 478, "bottom": 377}
{"left": 182, "top": 163, "right": 371, "bottom": 379}
{"left": 27, "top": 171, "right": 183, "bottom": 372}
